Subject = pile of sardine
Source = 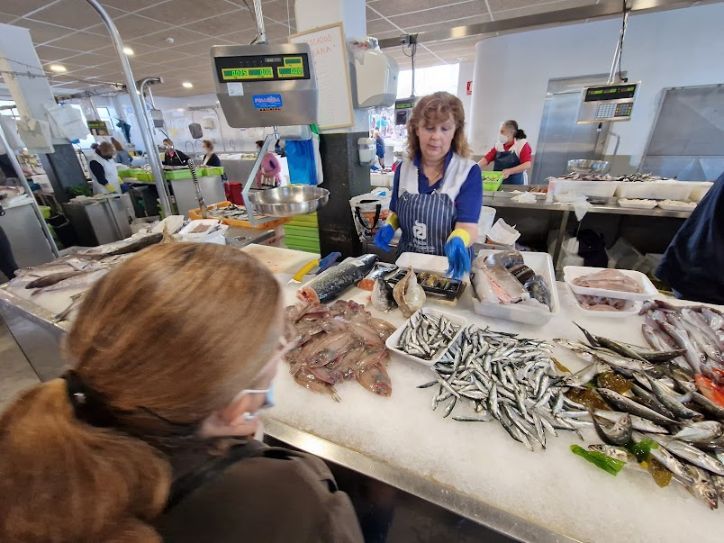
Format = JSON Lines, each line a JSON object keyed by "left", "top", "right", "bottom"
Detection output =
{"left": 418, "top": 325, "right": 588, "bottom": 451}
{"left": 396, "top": 311, "right": 460, "bottom": 360}
{"left": 557, "top": 322, "right": 724, "bottom": 510}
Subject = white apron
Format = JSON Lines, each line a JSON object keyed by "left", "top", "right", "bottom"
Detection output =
{"left": 89, "top": 154, "right": 121, "bottom": 194}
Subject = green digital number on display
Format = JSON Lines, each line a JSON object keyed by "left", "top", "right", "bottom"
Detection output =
{"left": 277, "top": 66, "right": 305, "bottom": 77}
{"left": 221, "top": 67, "right": 274, "bottom": 81}
{"left": 283, "top": 56, "right": 303, "bottom": 66}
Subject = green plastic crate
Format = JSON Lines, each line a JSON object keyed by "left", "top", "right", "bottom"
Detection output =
{"left": 287, "top": 213, "right": 318, "bottom": 227}
{"left": 283, "top": 225, "right": 320, "bottom": 240}
{"left": 202, "top": 166, "right": 224, "bottom": 177}
{"left": 482, "top": 170, "right": 503, "bottom": 192}
{"left": 164, "top": 169, "right": 193, "bottom": 180}
{"left": 284, "top": 235, "right": 320, "bottom": 253}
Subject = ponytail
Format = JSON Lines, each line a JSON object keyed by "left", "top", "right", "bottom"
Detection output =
{"left": 0, "top": 379, "right": 171, "bottom": 543}
{"left": 503, "top": 120, "right": 526, "bottom": 140}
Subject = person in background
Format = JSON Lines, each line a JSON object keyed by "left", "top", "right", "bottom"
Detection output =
{"left": 0, "top": 243, "right": 364, "bottom": 543}
{"left": 656, "top": 171, "right": 724, "bottom": 304}
{"left": 201, "top": 139, "right": 221, "bottom": 167}
{"left": 478, "top": 120, "right": 533, "bottom": 185}
{"left": 88, "top": 141, "right": 121, "bottom": 194}
{"left": 162, "top": 138, "right": 190, "bottom": 167}
{"left": 374, "top": 92, "right": 482, "bottom": 280}
{"left": 111, "top": 137, "right": 132, "bottom": 166}
{"left": 374, "top": 130, "right": 385, "bottom": 169}
{"left": 254, "top": 139, "right": 281, "bottom": 189}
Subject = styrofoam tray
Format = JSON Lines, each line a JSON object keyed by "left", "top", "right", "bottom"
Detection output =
{"left": 618, "top": 198, "right": 658, "bottom": 209}
{"left": 385, "top": 307, "right": 466, "bottom": 367}
{"left": 472, "top": 250, "right": 560, "bottom": 326}
{"left": 547, "top": 178, "right": 620, "bottom": 201}
{"left": 688, "top": 182, "right": 713, "bottom": 202}
{"left": 396, "top": 252, "right": 449, "bottom": 274}
{"left": 614, "top": 181, "right": 691, "bottom": 201}
{"left": 657, "top": 199, "right": 697, "bottom": 211}
{"left": 563, "top": 266, "right": 658, "bottom": 301}
{"left": 568, "top": 286, "right": 642, "bottom": 318}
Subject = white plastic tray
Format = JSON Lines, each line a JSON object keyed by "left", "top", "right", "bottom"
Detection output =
{"left": 618, "top": 198, "right": 657, "bottom": 209}
{"left": 614, "top": 181, "right": 692, "bottom": 201}
{"left": 563, "top": 266, "right": 658, "bottom": 301}
{"left": 472, "top": 250, "right": 560, "bottom": 326}
{"left": 568, "top": 286, "right": 642, "bottom": 318}
{"left": 396, "top": 252, "right": 449, "bottom": 274}
{"left": 385, "top": 307, "right": 466, "bottom": 367}
{"left": 688, "top": 182, "right": 713, "bottom": 202}
{"left": 657, "top": 200, "right": 697, "bottom": 211}
{"left": 547, "top": 179, "right": 620, "bottom": 201}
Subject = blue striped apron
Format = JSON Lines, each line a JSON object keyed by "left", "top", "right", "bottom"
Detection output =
{"left": 397, "top": 190, "right": 455, "bottom": 256}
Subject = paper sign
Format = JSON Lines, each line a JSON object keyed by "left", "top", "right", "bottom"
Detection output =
{"left": 227, "top": 82, "right": 244, "bottom": 96}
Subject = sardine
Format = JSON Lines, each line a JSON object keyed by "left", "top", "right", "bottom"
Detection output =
{"left": 597, "top": 388, "right": 677, "bottom": 425}
{"left": 593, "top": 410, "right": 669, "bottom": 434}
{"left": 300, "top": 255, "right": 378, "bottom": 304}
{"left": 632, "top": 431, "right": 694, "bottom": 485}
{"left": 649, "top": 435, "right": 724, "bottom": 476}
{"left": 682, "top": 465, "right": 719, "bottom": 510}
{"left": 660, "top": 321, "right": 703, "bottom": 373}
{"left": 592, "top": 412, "right": 633, "bottom": 446}
{"left": 674, "top": 421, "right": 723, "bottom": 443}
{"left": 690, "top": 391, "right": 724, "bottom": 420}
{"left": 648, "top": 377, "right": 703, "bottom": 420}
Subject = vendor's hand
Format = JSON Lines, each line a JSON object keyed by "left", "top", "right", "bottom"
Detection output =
{"left": 501, "top": 169, "right": 511, "bottom": 179}
{"left": 374, "top": 224, "right": 395, "bottom": 252}
{"left": 105, "top": 184, "right": 117, "bottom": 193}
{"left": 445, "top": 230, "right": 472, "bottom": 280}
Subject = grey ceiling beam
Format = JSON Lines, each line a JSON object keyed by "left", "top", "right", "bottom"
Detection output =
{"left": 377, "top": 0, "right": 717, "bottom": 48}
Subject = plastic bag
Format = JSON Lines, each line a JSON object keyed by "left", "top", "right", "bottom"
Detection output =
{"left": 286, "top": 139, "right": 318, "bottom": 185}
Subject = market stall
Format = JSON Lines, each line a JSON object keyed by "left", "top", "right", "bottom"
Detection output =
{"left": 1, "top": 243, "right": 722, "bottom": 543}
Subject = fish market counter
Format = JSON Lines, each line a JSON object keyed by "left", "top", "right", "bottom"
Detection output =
{"left": 264, "top": 260, "right": 721, "bottom": 543}
{"left": 1, "top": 245, "right": 721, "bottom": 542}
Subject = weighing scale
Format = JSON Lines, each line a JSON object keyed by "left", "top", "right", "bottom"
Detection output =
{"left": 211, "top": 31, "right": 323, "bottom": 225}
{"left": 577, "top": 82, "right": 640, "bottom": 124}
{"left": 394, "top": 97, "right": 416, "bottom": 127}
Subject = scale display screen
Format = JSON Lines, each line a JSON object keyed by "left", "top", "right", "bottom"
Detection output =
{"left": 215, "top": 53, "right": 310, "bottom": 82}
{"left": 584, "top": 83, "right": 638, "bottom": 102}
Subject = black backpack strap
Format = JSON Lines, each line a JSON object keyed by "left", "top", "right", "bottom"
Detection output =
{"left": 165, "top": 442, "right": 297, "bottom": 511}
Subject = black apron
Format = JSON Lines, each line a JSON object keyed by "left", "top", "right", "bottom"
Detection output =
{"left": 494, "top": 146, "right": 524, "bottom": 185}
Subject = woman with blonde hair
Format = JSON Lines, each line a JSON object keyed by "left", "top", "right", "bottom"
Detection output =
{"left": 0, "top": 243, "right": 362, "bottom": 543}
{"left": 374, "top": 92, "right": 482, "bottom": 279}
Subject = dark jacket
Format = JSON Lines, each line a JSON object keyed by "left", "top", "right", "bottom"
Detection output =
{"left": 202, "top": 152, "right": 221, "bottom": 167}
{"left": 656, "top": 172, "right": 724, "bottom": 304}
{"left": 155, "top": 440, "right": 363, "bottom": 543}
{"left": 163, "top": 149, "right": 190, "bottom": 166}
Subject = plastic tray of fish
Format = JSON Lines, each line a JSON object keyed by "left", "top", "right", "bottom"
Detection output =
{"left": 386, "top": 269, "right": 465, "bottom": 301}
{"left": 563, "top": 266, "right": 658, "bottom": 301}
{"left": 472, "top": 250, "right": 560, "bottom": 326}
{"left": 568, "top": 288, "right": 643, "bottom": 318}
{"left": 386, "top": 308, "right": 466, "bottom": 367}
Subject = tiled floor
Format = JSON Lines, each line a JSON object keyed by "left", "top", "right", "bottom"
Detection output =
{"left": 0, "top": 316, "right": 40, "bottom": 410}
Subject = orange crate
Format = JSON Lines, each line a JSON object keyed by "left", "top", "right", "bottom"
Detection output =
{"left": 189, "top": 201, "right": 288, "bottom": 229}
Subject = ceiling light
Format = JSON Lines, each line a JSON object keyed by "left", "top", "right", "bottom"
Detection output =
{"left": 49, "top": 64, "right": 67, "bottom": 73}
{"left": 123, "top": 46, "right": 134, "bottom": 56}
{"left": 182, "top": 81, "right": 193, "bottom": 89}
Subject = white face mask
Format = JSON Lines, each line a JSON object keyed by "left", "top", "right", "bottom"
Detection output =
{"left": 498, "top": 134, "right": 509, "bottom": 145}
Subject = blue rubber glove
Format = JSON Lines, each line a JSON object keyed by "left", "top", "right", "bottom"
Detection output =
{"left": 445, "top": 229, "right": 472, "bottom": 280}
{"left": 374, "top": 224, "right": 395, "bottom": 252}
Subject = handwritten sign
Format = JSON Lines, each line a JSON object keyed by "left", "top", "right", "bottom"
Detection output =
{"left": 290, "top": 23, "right": 353, "bottom": 131}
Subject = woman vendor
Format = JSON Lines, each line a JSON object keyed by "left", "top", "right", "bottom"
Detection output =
{"left": 374, "top": 92, "right": 482, "bottom": 280}
{"left": 478, "top": 120, "right": 532, "bottom": 185}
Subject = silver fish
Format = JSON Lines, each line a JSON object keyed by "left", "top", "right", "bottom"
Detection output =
{"left": 593, "top": 410, "right": 669, "bottom": 434}
{"left": 674, "top": 421, "right": 723, "bottom": 443}
{"left": 649, "top": 435, "right": 724, "bottom": 476}
{"left": 298, "top": 254, "right": 378, "bottom": 304}
{"left": 588, "top": 444, "right": 632, "bottom": 463}
{"left": 631, "top": 431, "right": 694, "bottom": 485}
{"left": 592, "top": 412, "right": 633, "bottom": 446}
{"left": 660, "top": 320, "right": 703, "bottom": 373}
{"left": 597, "top": 388, "right": 677, "bottom": 426}
{"left": 371, "top": 278, "right": 397, "bottom": 312}
{"left": 682, "top": 465, "right": 719, "bottom": 510}
{"left": 648, "top": 377, "right": 703, "bottom": 420}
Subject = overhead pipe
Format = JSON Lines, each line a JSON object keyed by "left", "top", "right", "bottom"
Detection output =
{"left": 85, "top": 0, "right": 172, "bottom": 217}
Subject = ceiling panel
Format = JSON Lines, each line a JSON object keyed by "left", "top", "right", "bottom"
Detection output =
{"left": 490, "top": 0, "right": 598, "bottom": 19}
{"left": 405, "top": 14, "right": 490, "bottom": 33}
{"left": 180, "top": 10, "right": 255, "bottom": 35}
{"left": 166, "top": 37, "right": 232, "bottom": 56}
{"left": 88, "top": 14, "right": 174, "bottom": 39}
{"left": 30, "top": 0, "right": 125, "bottom": 30}
{"left": 0, "top": 0, "right": 53, "bottom": 17}
{"left": 389, "top": 3, "right": 488, "bottom": 27}
{"left": 0, "top": 11, "right": 18, "bottom": 23}
{"left": 129, "top": 26, "right": 212, "bottom": 48}
{"left": 134, "top": 48, "right": 199, "bottom": 65}
{"left": 136, "top": 0, "right": 240, "bottom": 26}
{"left": 91, "top": 42, "right": 157, "bottom": 57}
{"left": 375, "top": 0, "right": 482, "bottom": 18}
{"left": 34, "top": 45, "right": 85, "bottom": 61}
{"left": 100, "top": 0, "right": 171, "bottom": 13}
{"left": 12, "top": 19, "right": 75, "bottom": 44}
{"left": 256, "top": 0, "right": 295, "bottom": 22}
{"left": 367, "top": 18, "right": 399, "bottom": 35}
{"left": 43, "top": 30, "right": 110, "bottom": 51}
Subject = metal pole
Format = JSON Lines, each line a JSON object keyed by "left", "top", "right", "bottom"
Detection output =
{"left": 252, "top": 0, "right": 267, "bottom": 44}
{"left": 85, "top": 0, "right": 172, "bottom": 217}
{"left": 0, "top": 122, "right": 59, "bottom": 258}
{"left": 138, "top": 77, "right": 162, "bottom": 143}
{"left": 608, "top": 9, "right": 629, "bottom": 83}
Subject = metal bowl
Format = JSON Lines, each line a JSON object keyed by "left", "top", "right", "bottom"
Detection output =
{"left": 567, "top": 159, "right": 610, "bottom": 174}
{"left": 247, "top": 185, "right": 330, "bottom": 217}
